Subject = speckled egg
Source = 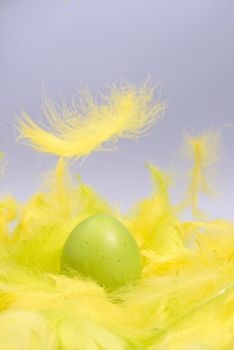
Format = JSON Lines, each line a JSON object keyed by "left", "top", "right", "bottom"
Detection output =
{"left": 60, "top": 214, "right": 142, "bottom": 290}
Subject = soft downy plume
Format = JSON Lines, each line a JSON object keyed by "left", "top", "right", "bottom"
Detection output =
{"left": 177, "top": 130, "right": 220, "bottom": 219}
{"left": 0, "top": 152, "right": 19, "bottom": 243}
{"left": 0, "top": 195, "right": 18, "bottom": 243}
{"left": 17, "top": 82, "right": 166, "bottom": 158}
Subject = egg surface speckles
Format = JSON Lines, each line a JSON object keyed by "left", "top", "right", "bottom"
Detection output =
{"left": 60, "top": 214, "right": 142, "bottom": 290}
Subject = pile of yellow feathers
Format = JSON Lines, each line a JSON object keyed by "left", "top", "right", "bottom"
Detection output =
{"left": 0, "top": 82, "right": 233, "bottom": 350}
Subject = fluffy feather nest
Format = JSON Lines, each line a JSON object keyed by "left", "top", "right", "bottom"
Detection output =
{"left": 0, "top": 84, "right": 233, "bottom": 349}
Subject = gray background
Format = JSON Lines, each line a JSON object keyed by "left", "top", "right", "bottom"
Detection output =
{"left": 0, "top": 0, "right": 233, "bottom": 220}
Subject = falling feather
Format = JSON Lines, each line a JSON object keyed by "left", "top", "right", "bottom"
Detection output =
{"left": 17, "top": 83, "right": 165, "bottom": 158}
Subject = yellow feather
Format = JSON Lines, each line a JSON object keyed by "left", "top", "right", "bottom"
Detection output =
{"left": 18, "top": 83, "right": 165, "bottom": 157}
{"left": 178, "top": 131, "right": 220, "bottom": 218}
{"left": 0, "top": 196, "right": 18, "bottom": 242}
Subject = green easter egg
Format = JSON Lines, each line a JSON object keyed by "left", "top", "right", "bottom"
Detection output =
{"left": 60, "top": 214, "right": 142, "bottom": 290}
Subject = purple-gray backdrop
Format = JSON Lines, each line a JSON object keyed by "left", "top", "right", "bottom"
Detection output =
{"left": 0, "top": 0, "right": 233, "bottom": 220}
